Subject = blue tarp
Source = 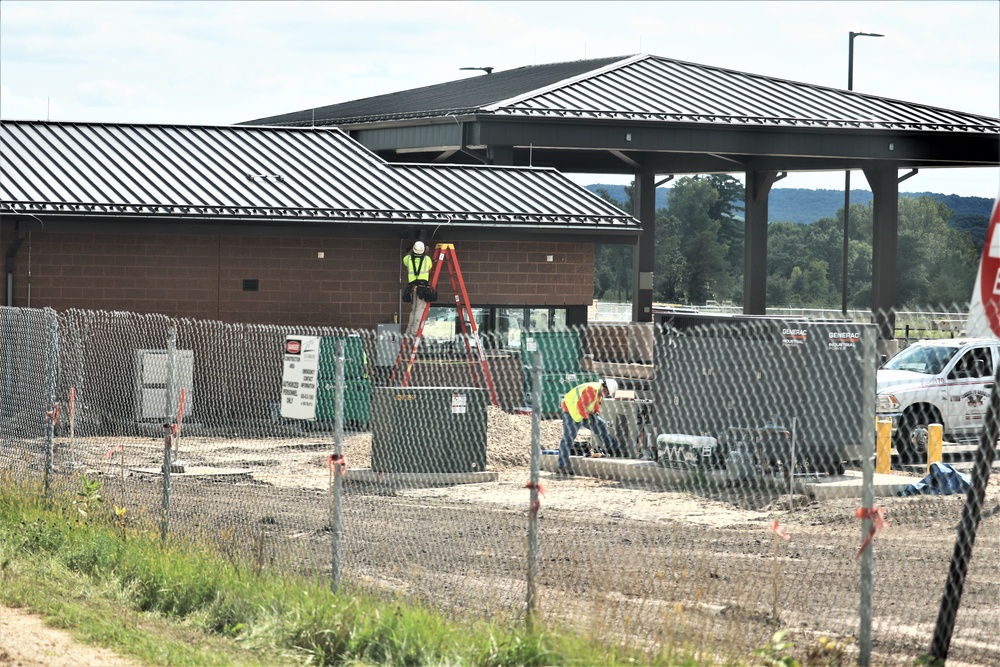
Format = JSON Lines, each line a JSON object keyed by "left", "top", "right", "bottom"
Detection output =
{"left": 897, "top": 462, "right": 972, "bottom": 497}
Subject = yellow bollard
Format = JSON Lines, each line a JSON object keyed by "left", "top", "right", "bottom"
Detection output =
{"left": 875, "top": 417, "right": 892, "bottom": 474}
{"left": 927, "top": 423, "right": 943, "bottom": 474}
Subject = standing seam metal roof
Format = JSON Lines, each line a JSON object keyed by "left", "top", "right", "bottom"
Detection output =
{"left": 245, "top": 53, "right": 999, "bottom": 133}
{"left": 0, "top": 120, "right": 638, "bottom": 230}
{"left": 486, "top": 55, "right": 998, "bottom": 131}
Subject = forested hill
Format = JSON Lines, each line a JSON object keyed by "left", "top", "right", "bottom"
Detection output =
{"left": 586, "top": 184, "right": 993, "bottom": 224}
{"left": 586, "top": 184, "right": 995, "bottom": 250}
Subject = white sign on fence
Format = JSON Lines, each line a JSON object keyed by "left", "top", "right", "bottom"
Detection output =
{"left": 281, "top": 335, "right": 320, "bottom": 420}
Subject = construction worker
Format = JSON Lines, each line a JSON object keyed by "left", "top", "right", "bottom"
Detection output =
{"left": 556, "top": 378, "right": 621, "bottom": 474}
{"left": 402, "top": 241, "right": 433, "bottom": 336}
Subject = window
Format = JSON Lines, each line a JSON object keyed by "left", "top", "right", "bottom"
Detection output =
{"left": 949, "top": 347, "right": 993, "bottom": 379}
{"left": 421, "top": 305, "right": 572, "bottom": 351}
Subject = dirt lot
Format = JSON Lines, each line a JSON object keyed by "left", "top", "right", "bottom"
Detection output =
{"left": 0, "top": 606, "right": 143, "bottom": 667}
{"left": 3, "top": 408, "right": 999, "bottom": 666}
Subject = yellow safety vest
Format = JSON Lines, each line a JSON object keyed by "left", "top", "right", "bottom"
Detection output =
{"left": 561, "top": 382, "right": 603, "bottom": 423}
{"left": 403, "top": 253, "right": 432, "bottom": 283}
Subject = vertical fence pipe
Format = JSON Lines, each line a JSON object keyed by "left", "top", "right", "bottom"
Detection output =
{"left": 525, "top": 350, "right": 542, "bottom": 631}
{"left": 44, "top": 309, "right": 57, "bottom": 499}
{"left": 930, "top": 363, "right": 1000, "bottom": 661}
{"left": 331, "top": 339, "right": 345, "bottom": 592}
{"left": 858, "top": 328, "right": 877, "bottom": 666}
{"left": 161, "top": 327, "right": 177, "bottom": 544}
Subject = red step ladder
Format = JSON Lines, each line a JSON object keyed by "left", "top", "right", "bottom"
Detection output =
{"left": 390, "top": 243, "right": 499, "bottom": 406}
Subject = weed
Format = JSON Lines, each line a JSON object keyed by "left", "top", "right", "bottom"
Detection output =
{"left": 804, "top": 634, "right": 852, "bottom": 666}
{"left": 753, "top": 629, "right": 799, "bottom": 667}
{"left": 73, "top": 474, "right": 103, "bottom": 520}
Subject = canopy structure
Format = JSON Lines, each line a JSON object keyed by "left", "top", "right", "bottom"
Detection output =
{"left": 247, "top": 53, "right": 1000, "bottom": 338}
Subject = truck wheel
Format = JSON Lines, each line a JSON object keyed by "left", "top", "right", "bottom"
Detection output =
{"left": 896, "top": 406, "right": 941, "bottom": 464}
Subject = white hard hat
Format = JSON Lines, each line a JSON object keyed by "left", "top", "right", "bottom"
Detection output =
{"left": 412, "top": 241, "right": 425, "bottom": 254}
{"left": 603, "top": 378, "right": 618, "bottom": 397}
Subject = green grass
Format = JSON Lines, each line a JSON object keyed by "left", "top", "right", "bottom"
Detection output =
{"left": 0, "top": 476, "right": 706, "bottom": 666}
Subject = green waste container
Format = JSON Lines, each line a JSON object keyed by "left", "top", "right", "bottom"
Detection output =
{"left": 319, "top": 335, "right": 367, "bottom": 378}
{"left": 520, "top": 331, "right": 583, "bottom": 374}
{"left": 316, "top": 377, "right": 371, "bottom": 424}
{"left": 372, "top": 387, "right": 488, "bottom": 473}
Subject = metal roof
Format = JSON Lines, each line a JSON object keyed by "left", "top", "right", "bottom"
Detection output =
{"left": 244, "top": 56, "right": 631, "bottom": 126}
{"left": 0, "top": 120, "right": 638, "bottom": 231}
{"left": 246, "top": 53, "right": 999, "bottom": 134}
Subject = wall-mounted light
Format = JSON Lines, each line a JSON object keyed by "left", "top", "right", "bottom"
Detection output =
{"left": 626, "top": 132, "right": 632, "bottom": 142}
{"left": 888, "top": 143, "right": 894, "bottom": 151}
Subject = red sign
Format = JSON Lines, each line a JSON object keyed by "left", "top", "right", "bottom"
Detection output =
{"left": 285, "top": 339, "right": 302, "bottom": 354}
{"left": 978, "top": 199, "right": 1000, "bottom": 337}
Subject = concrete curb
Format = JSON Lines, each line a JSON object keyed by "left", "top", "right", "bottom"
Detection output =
{"left": 541, "top": 454, "right": 915, "bottom": 499}
{"left": 346, "top": 468, "right": 498, "bottom": 486}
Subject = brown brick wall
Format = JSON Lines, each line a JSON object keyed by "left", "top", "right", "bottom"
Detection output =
{"left": 1, "top": 229, "right": 595, "bottom": 328}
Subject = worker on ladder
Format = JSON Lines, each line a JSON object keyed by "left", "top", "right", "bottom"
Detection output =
{"left": 402, "top": 241, "right": 434, "bottom": 336}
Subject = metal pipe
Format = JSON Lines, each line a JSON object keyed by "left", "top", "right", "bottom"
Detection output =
{"left": 331, "top": 339, "right": 345, "bottom": 593}
{"left": 44, "top": 309, "right": 58, "bottom": 499}
{"left": 858, "top": 327, "right": 878, "bottom": 665}
{"left": 843, "top": 31, "right": 884, "bottom": 317}
{"left": 161, "top": 327, "right": 177, "bottom": 544}
{"left": 526, "top": 350, "right": 542, "bottom": 630}
{"left": 930, "top": 362, "right": 1000, "bottom": 661}
{"left": 5, "top": 232, "right": 24, "bottom": 307}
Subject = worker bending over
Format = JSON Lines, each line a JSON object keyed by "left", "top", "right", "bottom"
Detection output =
{"left": 556, "top": 378, "right": 622, "bottom": 475}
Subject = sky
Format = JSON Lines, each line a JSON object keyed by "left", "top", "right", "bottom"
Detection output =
{"left": 1, "top": 0, "right": 998, "bottom": 199}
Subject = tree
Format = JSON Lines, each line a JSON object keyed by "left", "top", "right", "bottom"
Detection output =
{"left": 666, "top": 177, "right": 729, "bottom": 304}
{"left": 592, "top": 187, "right": 633, "bottom": 301}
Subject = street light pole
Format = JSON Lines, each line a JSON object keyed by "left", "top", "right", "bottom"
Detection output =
{"left": 842, "top": 31, "right": 884, "bottom": 316}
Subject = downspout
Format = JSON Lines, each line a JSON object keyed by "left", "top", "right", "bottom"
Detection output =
{"left": 5, "top": 222, "right": 24, "bottom": 307}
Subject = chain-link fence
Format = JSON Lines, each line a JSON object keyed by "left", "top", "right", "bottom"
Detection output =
{"left": 1, "top": 306, "right": 997, "bottom": 665}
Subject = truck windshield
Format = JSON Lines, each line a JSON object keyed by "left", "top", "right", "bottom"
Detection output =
{"left": 882, "top": 345, "right": 958, "bottom": 375}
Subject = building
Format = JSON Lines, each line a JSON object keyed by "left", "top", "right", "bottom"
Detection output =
{"left": 1, "top": 120, "right": 639, "bottom": 338}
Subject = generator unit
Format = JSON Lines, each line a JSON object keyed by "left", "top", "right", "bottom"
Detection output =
{"left": 651, "top": 313, "right": 876, "bottom": 474}
{"left": 371, "top": 386, "right": 488, "bottom": 474}
{"left": 656, "top": 433, "right": 718, "bottom": 469}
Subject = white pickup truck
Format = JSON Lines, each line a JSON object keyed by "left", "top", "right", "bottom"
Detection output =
{"left": 876, "top": 338, "right": 999, "bottom": 462}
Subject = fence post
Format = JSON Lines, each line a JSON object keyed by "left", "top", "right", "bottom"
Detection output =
{"left": 331, "top": 339, "right": 345, "bottom": 593}
{"left": 929, "top": 363, "right": 1000, "bottom": 661}
{"left": 44, "top": 309, "right": 58, "bottom": 499}
{"left": 525, "top": 350, "right": 542, "bottom": 631}
{"left": 858, "top": 328, "right": 877, "bottom": 665}
{"left": 161, "top": 327, "right": 177, "bottom": 544}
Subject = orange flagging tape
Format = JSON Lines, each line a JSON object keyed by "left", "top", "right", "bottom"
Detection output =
{"left": 162, "top": 422, "right": 179, "bottom": 448}
{"left": 103, "top": 445, "right": 125, "bottom": 460}
{"left": 328, "top": 454, "right": 347, "bottom": 476}
{"left": 177, "top": 388, "right": 186, "bottom": 427}
{"left": 524, "top": 480, "right": 546, "bottom": 520}
{"left": 770, "top": 520, "right": 791, "bottom": 540}
{"left": 854, "top": 506, "right": 889, "bottom": 560}
{"left": 46, "top": 403, "right": 59, "bottom": 425}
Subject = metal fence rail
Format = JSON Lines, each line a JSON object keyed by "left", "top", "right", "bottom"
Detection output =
{"left": 0, "top": 305, "right": 997, "bottom": 665}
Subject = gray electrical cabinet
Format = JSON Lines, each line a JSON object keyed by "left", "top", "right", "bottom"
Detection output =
{"left": 371, "top": 387, "right": 488, "bottom": 473}
{"left": 651, "top": 314, "right": 876, "bottom": 472}
{"left": 135, "top": 349, "right": 194, "bottom": 422}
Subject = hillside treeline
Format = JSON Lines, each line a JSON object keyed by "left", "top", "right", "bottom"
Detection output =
{"left": 594, "top": 176, "right": 980, "bottom": 310}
